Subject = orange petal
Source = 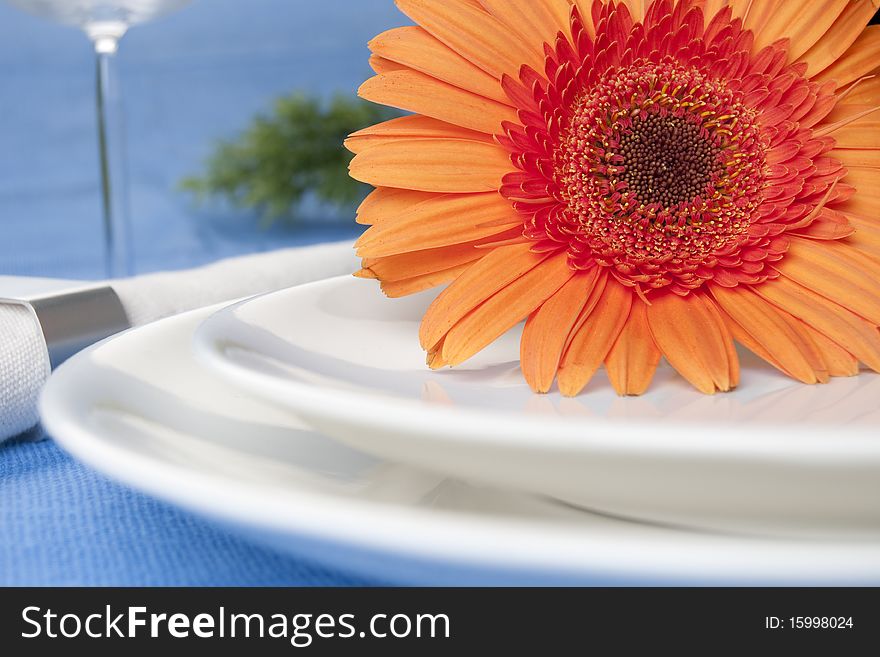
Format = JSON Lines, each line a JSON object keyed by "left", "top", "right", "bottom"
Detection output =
{"left": 426, "top": 336, "right": 447, "bottom": 370}
{"left": 561, "top": 269, "right": 610, "bottom": 356}
{"left": 797, "top": 320, "right": 860, "bottom": 377}
{"left": 646, "top": 292, "right": 737, "bottom": 394}
{"left": 545, "top": 0, "right": 578, "bottom": 36}
{"left": 471, "top": 234, "right": 530, "bottom": 249}
{"left": 363, "top": 229, "right": 520, "bottom": 281}
{"left": 775, "top": 238, "right": 880, "bottom": 325}
{"left": 349, "top": 138, "right": 511, "bottom": 193}
{"left": 829, "top": 148, "right": 880, "bottom": 167}
{"left": 723, "top": 316, "right": 791, "bottom": 379}
{"left": 778, "top": 310, "right": 832, "bottom": 381}
{"left": 740, "top": 1, "right": 792, "bottom": 53}
{"left": 604, "top": 301, "right": 662, "bottom": 396}
{"left": 353, "top": 267, "right": 377, "bottom": 280}
{"left": 395, "top": 0, "right": 545, "bottom": 78}
{"left": 358, "top": 70, "right": 518, "bottom": 134}
{"left": 792, "top": 217, "right": 856, "bottom": 240}
{"left": 698, "top": 0, "right": 729, "bottom": 22}
{"left": 790, "top": 205, "right": 856, "bottom": 240}
{"left": 725, "top": 0, "right": 746, "bottom": 19}
{"left": 797, "top": 0, "right": 879, "bottom": 76}
{"left": 520, "top": 269, "right": 601, "bottom": 394}
{"left": 369, "top": 26, "right": 510, "bottom": 104}
{"left": 710, "top": 284, "right": 826, "bottom": 384}
{"left": 620, "top": 0, "right": 647, "bottom": 22}
{"left": 840, "top": 167, "right": 880, "bottom": 223}
{"left": 356, "top": 192, "right": 519, "bottom": 256}
{"left": 356, "top": 187, "right": 436, "bottom": 225}
{"left": 839, "top": 74, "right": 880, "bottom": 104}
{"left": 706, "top": 293, "right": 741, "bottom": 390}
{"left": 722, "top": 300, "right": 829, "bottom": 383}
{"left": 369, "top": 55, "right": 408, "bottom": 75}
{"left": 571, "top": 1, "right": 597, "bottom": 38}
{"left": 776, "top": 0, "right": 850, "bottom": 61}
{"left": 441, "top": 251, "right": 574, "bottom": 366}
{"left": 841, "top": 94, "right": 880, "bottom": 118}
{"left": 754, "top": 275, "right": 880, "bottom": 372}
{"left": 821, "top": 105, "right": 880, "bottom": 147}
{"left": 844, "top": 165, "right": 880, "bottom": 195}
{"left": 419, "top": 242, "right": 549, "bottom": 350}
{"left": 844, "top": 211, "right": 880, "bottom": 258}
{"left": 813, "top": 25, "right": 880, "bottom": 87}
{"left": 346, "top": 115, "right": 494, "bottom": 154}
{"left": 380, "top": 262, "right": 472, "bottom": 298}
{"left": 478, "top": 0, "right": 572, "bottom": 50}
{"left": 557, "top": 278, "right": 633, "bottom": 397}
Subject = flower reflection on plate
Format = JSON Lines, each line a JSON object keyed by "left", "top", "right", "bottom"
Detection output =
{"left": 194, "top": 276, "right": 880, "bottom": 538}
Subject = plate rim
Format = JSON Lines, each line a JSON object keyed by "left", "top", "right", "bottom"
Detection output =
{"left": 193, "top": 275, "right": 880, "bottom": 463}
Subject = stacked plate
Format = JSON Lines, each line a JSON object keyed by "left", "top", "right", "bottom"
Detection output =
{"left": 41, "top": 275, "right": 880, "bottom": 584}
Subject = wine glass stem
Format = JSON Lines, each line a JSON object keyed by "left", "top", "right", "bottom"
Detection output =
{"left": 95, "top": 46, "right": 132, "bottom": 278}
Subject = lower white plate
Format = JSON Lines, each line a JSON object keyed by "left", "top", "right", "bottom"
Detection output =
{"left": 40, "top": 303, "right": 880, "bottom": 584}
{"left": 193, "top": 276, "right": 880, "bottom": 537}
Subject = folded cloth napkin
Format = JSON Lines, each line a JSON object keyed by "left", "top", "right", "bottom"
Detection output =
{"left": 0, "top": 240, "right": 358, "bottom": 442}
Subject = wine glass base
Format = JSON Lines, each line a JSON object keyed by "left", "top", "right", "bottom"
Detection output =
{"left": 87, "top": 21, "right": 127, "bottom": 53}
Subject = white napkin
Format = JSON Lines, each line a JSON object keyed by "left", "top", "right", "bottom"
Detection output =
{"left": 0, "top": 304, "right": 52, "bottom": 440}
{"left": 0, "top": 240, "right": 358, "bottom": 442}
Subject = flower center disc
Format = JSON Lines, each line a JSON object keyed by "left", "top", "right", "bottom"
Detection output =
{"left": 617, "top": 113, "right": 723, "bottom": 209}
{"left": 547, "top": 62, "right": 766, "bottom": 291}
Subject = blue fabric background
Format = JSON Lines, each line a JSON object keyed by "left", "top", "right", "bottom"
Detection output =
{"left": 0, "top": 436, "right": 383, "bottom": 586}
{"left": 0, "top": 0, "right": 400, "bottom": 585}
{"left": 0, "top": 0, "right": 401, "bottom": 279}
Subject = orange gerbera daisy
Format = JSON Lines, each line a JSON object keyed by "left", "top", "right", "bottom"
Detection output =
{"left": 347, "top": 0, "right": 880, "bottom": 396}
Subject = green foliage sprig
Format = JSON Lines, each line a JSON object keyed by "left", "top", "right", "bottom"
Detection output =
{"left": 181, "top": 93, "right": 398, "bottom": 226}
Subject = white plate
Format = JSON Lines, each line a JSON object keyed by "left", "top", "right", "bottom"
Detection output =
{"left": 40, "top": 303, "right": 880, "bottom": 584}
{"left": 194, "top": 276, "right": 880, "bottom": 538}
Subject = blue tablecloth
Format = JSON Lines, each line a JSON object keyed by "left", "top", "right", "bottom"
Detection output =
{"left": 1, "top": 435, "right": 382, "bottom": 586}
{"left": 0, "top": 0, "right": 398, "bottom": 585}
